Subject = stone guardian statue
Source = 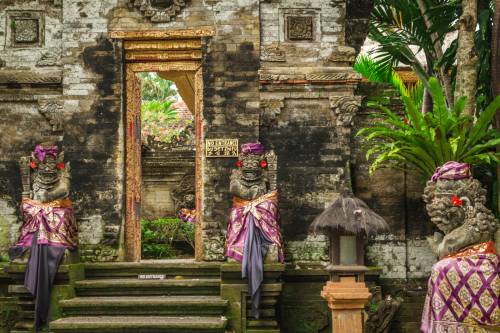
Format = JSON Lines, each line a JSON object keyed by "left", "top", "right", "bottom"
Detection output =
{"left": 10, "top": 142, "right": 78, "bottom": 330}
{"left": 420, "top": 162, "right": 499, "bottom": 332}
{"left": 225, "top": 142, "right": 283, "bottom": 319}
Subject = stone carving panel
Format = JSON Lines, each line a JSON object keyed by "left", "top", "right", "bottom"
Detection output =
{"left": 280, "top": 8, "right": 320, "bottom": 43}
{"left": 38, "top": 100, "right": 64, "bottom": 134}
{"left": 330, "top": 95, "right": 363, "bottom": 127}
{"left": 260, "top": 98, "right": 284, "bottom": 126}
{"left": 129, "top": 0, "right": 188, "bottom": 22}
{"left": 6, "top": 11, "right": 44, "bottom": 48}
{"left": 13, "top": 19, "right": 39, "bottom": 43}
{"left": 287, "top": 16, "right": 313, "bottom": 40}
{"left": 261, "top": 44, "right": 286, "bottom": 62}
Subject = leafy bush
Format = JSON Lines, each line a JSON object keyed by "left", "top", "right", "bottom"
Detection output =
{"left": 138, "top": 72, "right": 194, "bottom": 145}
{"left": 141, "top": 217, "right": 195, "bottom": 259}
{"left": 358, "top": 77, "right": 500, "bottom": 179}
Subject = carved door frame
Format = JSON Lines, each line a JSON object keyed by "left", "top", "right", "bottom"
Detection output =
{"left": 124, "top": 60, "right": 204, "bottom": 262}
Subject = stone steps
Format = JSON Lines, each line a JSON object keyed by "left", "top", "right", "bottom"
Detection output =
{"left": 84, "top": 261, "right": 221, "bottom": 279}
{"left": 60, "top": 295, "right": 228, "bottom": 316}
{"left": 49, "top": 262, "right": 228, "bottom": 333}
{"left": 74, "top": 277, "right": 221, "bottom": 296}
{"left": 50, "top": 316, "right": 228, "bottom": 333}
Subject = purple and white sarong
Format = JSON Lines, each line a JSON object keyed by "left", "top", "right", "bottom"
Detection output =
{"left": 9, "top": 198, "right": 78, "bottom": 330}
{"left": 226, "top": 190, "right": 283, "bottom": 318}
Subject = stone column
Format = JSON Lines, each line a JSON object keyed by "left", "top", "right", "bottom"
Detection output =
{"left": 321, "top": 276, "right": 371, "bottom": 333}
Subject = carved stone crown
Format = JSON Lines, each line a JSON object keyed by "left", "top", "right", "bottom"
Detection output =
{"left": 130, "top": 0, "right": 188, "bottom": 22}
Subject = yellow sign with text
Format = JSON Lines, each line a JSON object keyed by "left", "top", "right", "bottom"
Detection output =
{"left": 205, "top": 139, "right": 239, "bottom": 157}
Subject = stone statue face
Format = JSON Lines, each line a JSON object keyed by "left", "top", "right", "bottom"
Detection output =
{"left": 240, "top": 154, "right": 264, "bottom": 182}
{"left": 425, "top": 189, "right": 466, "bottom": 234}
{"left": 35, "top": 155, "right": 59, "bottom": 178}
{"left": 423, "top": 178, "right": 499, "bottom": 257}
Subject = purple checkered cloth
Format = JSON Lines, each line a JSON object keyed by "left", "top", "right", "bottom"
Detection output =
{"left": 431, "top": 161, "right": 471, "bottom": 182}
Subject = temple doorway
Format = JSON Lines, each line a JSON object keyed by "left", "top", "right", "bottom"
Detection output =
{"left": 139, "top": 72, "right": 196, "bottom": 260}
{"left": 123, "top": 41, "right": 204, "bottom": 262}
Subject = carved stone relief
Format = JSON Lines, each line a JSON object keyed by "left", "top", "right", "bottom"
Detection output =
{"left": 330, "top": 96, "right": 363, "bottom": 127}
{"left": 129, "top": 0, "right": 188, "bottom": 22}
{"left": 261, "top": 44, "right": 286, "bottom": 62}
{"left": 287, "top": 16, "right": 313, "bottom": 40}
{"left": 37, "top": 51, "right": 61, "bottom": 67}
{"left": 38, "top": 100, "right": 64, "bottom": 134}
{"left": 13, "top": 19, "right": 39, "bottom": 43}
{"left": 280, "top": 8, "right": 320, "bottom": 43}
{"left": 6, "top": 11, "right": 44, "bottom": 48}
{"left": 260, "top": 98, "right": 284, "bottom": 126}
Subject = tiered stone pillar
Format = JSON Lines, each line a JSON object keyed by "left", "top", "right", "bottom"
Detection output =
{"left": 321, "top": 276, "right": 371, "bottom": 333}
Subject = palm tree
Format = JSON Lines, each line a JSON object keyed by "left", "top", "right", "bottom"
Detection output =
{"left": 369, "top": 0, "right": 458, "bottom": 109}
{"left": 368, "top": 0, "right": 494, "bottom": 114}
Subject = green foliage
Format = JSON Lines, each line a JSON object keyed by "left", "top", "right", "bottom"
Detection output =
{"left": 141, "top": 217, "right": 195, "bottom": 259}
{"left": 369, "top": 0, "right": 494, "bottom": 112}
{"left": 138, "top": 72, "right": 178, "bottom": 102}
{"left": 138, "top": 72, "right": 194, "bottom": 145}
{"left": 358, "top": 77, "right": 500, "bottom": 179}
{"left": 354, "top": 54, "right": 424, "bottom": 109}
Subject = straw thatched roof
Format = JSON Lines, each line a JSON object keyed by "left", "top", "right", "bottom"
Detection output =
{"left": 310, "top": 193, "right": 389, "bottom": 237}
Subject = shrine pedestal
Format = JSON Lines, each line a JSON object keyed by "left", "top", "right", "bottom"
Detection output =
{"left": 321, "top": 276, "right": 371, "bottom": 333}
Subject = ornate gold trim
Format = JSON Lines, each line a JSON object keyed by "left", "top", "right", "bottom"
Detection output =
{"left": 109, "top": 27, "right": 215, "bottom": 40}
{"left": 194, "top": 67, "right": 204, "bottom": 261}
{"left": 128, "top": 61, "right": 200, "bottom": 72}
{"left": 125, "top": 65, "right": 142, "bottom": 262}
{"left": 125, "top": 50, "right": 202, "bottom": 62}
{"left": 124, "top": 39, "right": 202, "bottom": 51}
{"left": 125, "top": 60, "right": 203, "bottom": 262}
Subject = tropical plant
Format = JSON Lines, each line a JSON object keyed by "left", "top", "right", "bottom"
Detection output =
{"left": 357, "top": 77, "right": 500, "bottom": 179}
{"left": 369, "top": 0, "right": 494, "bottom": 113}
{"left": 354, "top": 54, "right": 424, "bottom": 109}
{"left": 141, "top": 217, "right": 195, "bottom": 259}
{"left": 139, "top": 72, "right": 178, "bottom": 102}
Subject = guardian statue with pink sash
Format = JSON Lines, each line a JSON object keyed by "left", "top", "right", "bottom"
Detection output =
{"left": 9, "top": 142, "right": 78, "bottom": 330}
{"left": 421, "top": 161, "right": 500, "bottom": 333}
{"left": 225, "top": 142, "right": 283, "bottom": 318}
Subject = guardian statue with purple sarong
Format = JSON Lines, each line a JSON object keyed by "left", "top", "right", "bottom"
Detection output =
{"left": 421, "top": 162, "right": 500, "bottom": 333}
{"left": 225, "top": 142, "right": 283, "bottom": 318}
{"left": 9, "top": 142, "right": 78, "bottom": 330}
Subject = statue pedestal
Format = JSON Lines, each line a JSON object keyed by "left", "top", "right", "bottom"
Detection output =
{"left": 321, "top": 276, "right": 371, "bottom": 333}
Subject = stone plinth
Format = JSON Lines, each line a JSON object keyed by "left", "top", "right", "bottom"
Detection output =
{"left": 321, "top": 276, "right": 371, "bottom": 333}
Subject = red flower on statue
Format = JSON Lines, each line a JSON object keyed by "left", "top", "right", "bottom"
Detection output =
{"left": 56, "top": 162, "right": 65, "bottom": 170}
{"left": 235, "top": 160, "right": 243, "bottom": 168}
{"left": 260, "top": 160, "right": 268, "bottom": 168}
{"left": 451, "top": 195, "right": 462, "bottom": 207}
{"left": 30, "top": 161, "right": 37, "bottom": 169}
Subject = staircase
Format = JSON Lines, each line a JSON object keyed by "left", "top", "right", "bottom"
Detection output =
{"left": 49, "top": 260, "right": 228, "bottom": 333}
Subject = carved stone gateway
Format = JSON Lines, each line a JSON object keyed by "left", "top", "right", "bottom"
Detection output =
{"left": 129, "top": 0, "right": 188, "bottom": 22}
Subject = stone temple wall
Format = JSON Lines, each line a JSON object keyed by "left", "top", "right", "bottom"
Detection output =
{"left": 141, "top": 149, "right": 195, "bottom": 220}
{"left": 352, "top": 82, "right": 438, "bottom": 280}
{"left": 0, "top": 0, "right": 437, "bottom": 281}
{"left": 0, "top": 0, "right": 263, "bottom": 262}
